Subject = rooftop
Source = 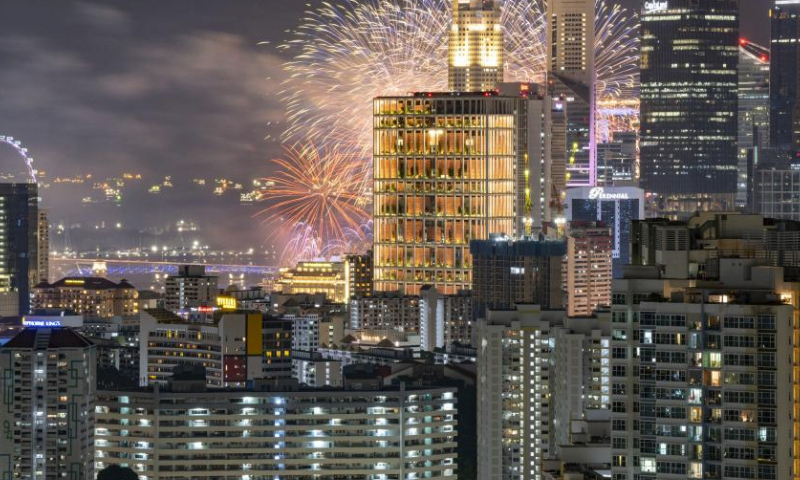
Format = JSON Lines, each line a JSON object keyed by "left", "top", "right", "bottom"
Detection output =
{"left": 2, "top": 327, "right": 93, "bottom": 349}
{"left": 35, "top": 277, "right": 136, "bottom": 290}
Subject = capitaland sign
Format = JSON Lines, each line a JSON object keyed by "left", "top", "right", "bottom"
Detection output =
{"left": 644, "top": 1, "right": 668, "bottom": 13}
{"left": 588, "top": 187, "right": 630, "bottom": 200}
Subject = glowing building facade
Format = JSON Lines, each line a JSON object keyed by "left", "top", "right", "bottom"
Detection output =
{"left": 275, "top": 261, "right": 347, "bottom": 303}
{"left": 640, "top": 0, "right": 739, "bottom": 203}
{"left": 448, "top": 0, "right": 503, "bottom": 92}
{"left": 31, "top": 277, "right": 139, "bottom": 318}
{"left": 373, "top": 93, "right": 520, "bottom": 295}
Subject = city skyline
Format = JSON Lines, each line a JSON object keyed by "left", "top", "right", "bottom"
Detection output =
{"left": 3, "top": 1, "right": 800, "bottom": 480}
{"left": 0, "top": 0, "right": 768, "bottom": 259}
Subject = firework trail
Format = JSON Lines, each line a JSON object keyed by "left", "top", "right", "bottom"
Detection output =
{"left": 279, "top": 222, "right": 322, "bottom": 266}
{"left": 320, "top": 221, "right": 374, "bottom": 259}
{"left": 256, "top": 143, "right": 369, "bottom": 257}
{"left": 281, "top": 0, "right": 638, "bottom": 159}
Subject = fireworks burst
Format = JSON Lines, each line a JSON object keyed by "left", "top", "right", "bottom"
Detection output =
{"left": 256, "top": 144, "right": 369, "bottom": 258}
{"left": 281, "top": 0, "right": 639, "bottom": 161}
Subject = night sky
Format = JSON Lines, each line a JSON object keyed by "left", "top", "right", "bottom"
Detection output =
{"left": 0, "top": 0, "right": 772, "bottom": 252}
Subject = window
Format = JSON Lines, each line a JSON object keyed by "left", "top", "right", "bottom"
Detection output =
{"left": 723, "top": 316, "right": 755, "bottom": 329}
{"left": 758, "top": 315, "right": 776, "bottom": 330}
{"left": 640, "top": 457, "right": 656, "bottom": 473}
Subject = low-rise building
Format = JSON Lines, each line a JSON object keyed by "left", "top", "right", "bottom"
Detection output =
{"left": 350, "top": 291, "right": 420, "bottom": 332}
{"left": 139, "top": 309, "right": 292, "bottom": 388}
{"left": 31, "top": 276, "right": 138, "bottom": 317}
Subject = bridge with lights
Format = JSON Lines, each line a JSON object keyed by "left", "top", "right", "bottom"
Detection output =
{"left": 50, "top": 257, "right": 280, "bottom": 278}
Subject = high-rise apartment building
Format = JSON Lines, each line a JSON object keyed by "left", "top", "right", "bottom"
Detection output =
{"left": 0, "top": 327, "right": 96, "bottom": 479}
{"left": 95, "top": 384, "right": 459, "bottom": 479}
{"left": 374, "top": 93, "right": 519, "bottom": 295}
{"left": 612, "top": 213, "right": 800, "bottom": 480}
{"left": 470, "top": 236, "right": 565, "bottom": 318}
{"left": 564, "top": 221, "right": 612, "bottom": 317}
{"left": 448, "top": 0, "right": 503, "bottom": 92}
{"left": 547, "top": 0, "right": 596, "bottom": 188}
{"left": 477, "top": 306, "right": 556, "bottom": 480}
{"left": 0, "top": 183, "right": 38, "bottom": 315}
{"left": 164, "top": 264, "right": 218, "bottom": 312}
{"left": 738, "top": 40, "right": 770, "bottom": 207}
{"left": 32, "top": 277, "right": 139, "bottom": 317}
{"left": 476, "top": 305, "right": 612, "bottom": 480}
{"left": 549, "top": 317, "right": 610, "bottom": 455}
{"left": 36, "top": 209, "right": 48, "bottom": 283}
{"left": 640, "top": 0, "right": 739, "bottom": 205}
{"left": 770, "top": 0, "right": 800, "bottom": 150}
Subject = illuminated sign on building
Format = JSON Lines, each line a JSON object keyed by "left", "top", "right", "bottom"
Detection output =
{"left": 22, "top": 319, "right": 63, "bottom": 327}
{"left": 217, "top": 296, "right": 237, "bottom": 311}
{"left": 588, "top": 187, "right": 630, "bottom": 200}
{"left": 644, "top": 1, "right": 668, "bottom": 13}
{"left": 21, "top": 315, "right": 84, "bottom": 328}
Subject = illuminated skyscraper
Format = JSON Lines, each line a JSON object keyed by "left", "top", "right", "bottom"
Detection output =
{"left": 640, "top": 0, "right": 739, "bottom": 207}
{"left": 448, "top": 0, "right": 504, "bottom": 92}
{"left": 373, "top": 93, "right": 519, "bottom": 295}
{"left": 547, "top": 0, "right": 595, "bottom": 87}
{"left": 770, "top": 0, "right": 800, "bottom": 150}
{"left": 547, "top": 0, "right": 596, "bottom": 187}
{"left": 0, "top": 183, "right": 39, "bottom": 316}
{"left": 737, "top": 39, "right": 770, "bottom": 207}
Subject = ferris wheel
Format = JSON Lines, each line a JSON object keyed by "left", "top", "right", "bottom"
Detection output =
{"left": 0, "top": 135, "right": 38, "bottom": 184}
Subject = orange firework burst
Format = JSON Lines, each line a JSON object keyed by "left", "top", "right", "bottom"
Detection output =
{"left": 256, "top": 144, "right": 370, "bottom": 248}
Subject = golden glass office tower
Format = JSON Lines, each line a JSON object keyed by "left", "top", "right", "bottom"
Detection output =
{"left": 373, "top": 93, "right": 519, "bottom": 295}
